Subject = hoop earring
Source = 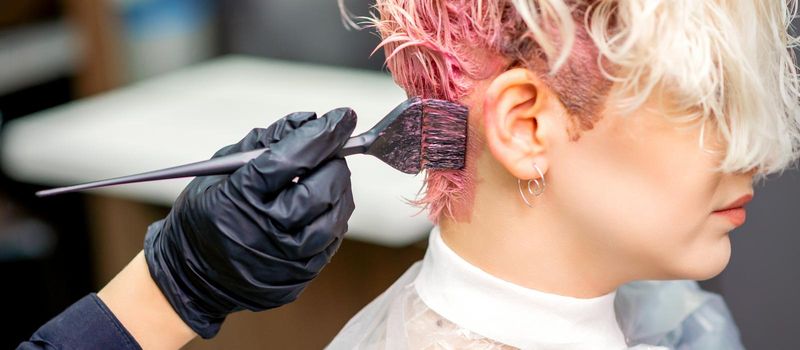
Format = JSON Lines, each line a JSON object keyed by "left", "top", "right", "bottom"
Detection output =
{"left": 517, "top": 162, "right": 546, "bottom": 208}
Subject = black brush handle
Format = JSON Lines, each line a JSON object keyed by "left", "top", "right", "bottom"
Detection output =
{"left": 35, "top": 149, "right": 269, "bottom": 197}
{"left": 35, "top": 135, "right": 372, "bottom": 198}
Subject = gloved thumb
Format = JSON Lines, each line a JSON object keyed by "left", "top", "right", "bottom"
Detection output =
{"left": 211, "top": 112, "right": 318, "bottom": 158}
{"left": 229, "top": 107, "right": 357, "bottom": 194}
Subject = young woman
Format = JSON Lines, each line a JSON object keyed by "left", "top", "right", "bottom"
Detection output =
{"left": 329, "top": 0, "right": 800, "bottom": 348}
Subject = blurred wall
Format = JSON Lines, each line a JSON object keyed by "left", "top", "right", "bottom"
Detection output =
{"left": 218, "top": 0, "right": 385, "bottom": 70}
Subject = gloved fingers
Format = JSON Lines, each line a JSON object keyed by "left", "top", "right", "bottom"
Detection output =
{"left": 321, "top": 235, "right": 345, "bottom": 265}
{"left": 189, "top": 112, "right": 319, "bottom": 194}
{"left": 212, "top": 112, "right": 318, "bottom": 158}
{"left": 233, "top": 107, "right": 357, "bottom": 195}
{"left": 295, "top": 238, "right": 342, "bottom": 280}
{"left": 270, "top": 174, "right": 355, "bottom": 259}
{"left": 277, "top": 112, "right": 321, "bottom": 138}
{"left": 263, "top": 158, "right": 352, "bottom": 232}
{"left": 181, "top": 174, "right": 228, "bottom": 197}
{"left": 281, "top": 234, "right": 344, "bottom": 283}
{"left": 302, "top": 230, "right": 346, "bottom": 278}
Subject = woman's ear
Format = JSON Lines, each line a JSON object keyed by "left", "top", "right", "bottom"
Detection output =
{"left": 483, "top": 68, "right": 560, "bottom": 180}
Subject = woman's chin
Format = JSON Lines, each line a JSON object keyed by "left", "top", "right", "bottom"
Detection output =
{"left": 681, "top": 238, "right": 733, "bottom": 281}
{"left": 657, "top": 236, "right": 732, "bottom": 281}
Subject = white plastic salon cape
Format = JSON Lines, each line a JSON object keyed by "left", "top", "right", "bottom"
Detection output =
{"left": 326, "top": 227, "right": 745, "bottom": 350}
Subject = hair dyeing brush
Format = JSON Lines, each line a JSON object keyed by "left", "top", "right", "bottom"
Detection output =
{"left": 36, "top": 97, "right": 468, "bottom": 197}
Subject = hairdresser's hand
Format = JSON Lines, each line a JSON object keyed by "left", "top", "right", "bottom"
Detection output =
{"left": 143, "top": 108, "right": 357, "bottom": 339}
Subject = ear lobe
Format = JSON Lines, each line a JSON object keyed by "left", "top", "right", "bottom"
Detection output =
{"left": 483, "top": 68, "right": 552, "bottom": 180}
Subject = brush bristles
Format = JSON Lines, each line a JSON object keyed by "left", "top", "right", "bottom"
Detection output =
{"left": 365, "top": 97, "right": 467, "bottom": 174}
{"left": 420, "top": 99, "right": 468, "bottom": 170}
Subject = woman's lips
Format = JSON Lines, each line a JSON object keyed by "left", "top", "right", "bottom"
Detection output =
{"left": 713, "top": 207, "right": 747, "bottom": 227}
{"left": 713, "top": 193, "right": 752, "bottom": 227}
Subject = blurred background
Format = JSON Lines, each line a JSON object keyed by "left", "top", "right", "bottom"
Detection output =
{"left": 0, "top": 0, "right": 796, "bottom": 349}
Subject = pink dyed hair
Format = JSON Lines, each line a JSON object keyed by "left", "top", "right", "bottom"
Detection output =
{"left": 347, "top": 0, "right": 611, "bottom": 223}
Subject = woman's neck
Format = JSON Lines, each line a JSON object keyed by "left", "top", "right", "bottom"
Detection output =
{"left": 438, "top": 183, "right": 629, "bottom": 299}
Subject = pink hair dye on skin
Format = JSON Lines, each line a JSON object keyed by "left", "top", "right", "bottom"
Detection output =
{"left": 369, "top": 0, "right": 612, "bottom": 223}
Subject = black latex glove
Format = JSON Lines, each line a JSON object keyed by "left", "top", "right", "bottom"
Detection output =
{"left": 143, "top": 108, "right": 357, "bottom": 338}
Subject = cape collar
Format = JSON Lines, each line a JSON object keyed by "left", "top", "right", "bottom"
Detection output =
{"left": 414, "top": 226, "right": 629, "bottom": 349}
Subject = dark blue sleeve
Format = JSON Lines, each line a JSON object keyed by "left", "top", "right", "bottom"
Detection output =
{"left": 17, "top": 293, "right": 142, "bottom": 350}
